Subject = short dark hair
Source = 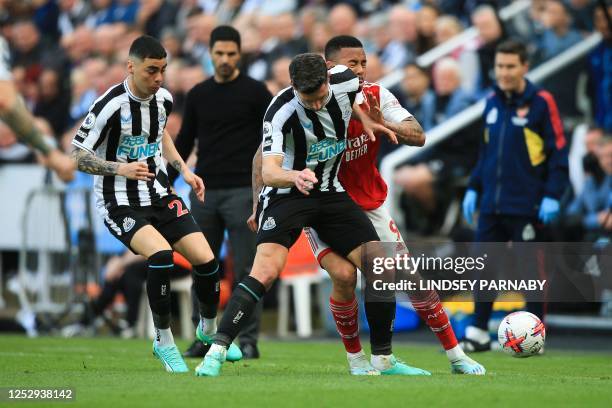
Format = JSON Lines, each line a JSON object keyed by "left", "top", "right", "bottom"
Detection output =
{"left": 496, "top": 39, "right": 528, "bottom": 64}
{"left": 289, "top": 53, "right": 328, "bottom": 94}
{"left": 210, "top": 25, "right": 241, "bottom": 51}
{"left": 129, "top": 35, "right": 167, "bottom": 60}
{"left": 324, "top": 35, "right": 363, "bottom": 60}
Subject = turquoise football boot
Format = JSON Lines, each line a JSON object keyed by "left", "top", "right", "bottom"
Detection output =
{"left": 195, "top": 345, "right": 226, "bottom": 377}
{"left": 196, "top": 323, "right": 243, "bottom": 362}
{"left": 450, "top": 355, "right": 486, "bottom": 375}
{"left": 152, "top": 342, "right": 189, "bottom": 373}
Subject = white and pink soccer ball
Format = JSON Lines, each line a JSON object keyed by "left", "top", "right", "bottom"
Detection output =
{"left": 498, "top": 311, "right": 546, "bottom": 357}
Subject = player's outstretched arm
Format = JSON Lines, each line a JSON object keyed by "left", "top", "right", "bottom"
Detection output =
{"left": 262, "top": 155, "right": 317, "bottom": 195}
{"left": 161, "top": 130, "right": 205, "bottom": 201}
{"left": 71, "top": 148, "right": 154, "bottom": 180}
{"left": 0, "top": 80, "right": 75, "bottom": 181}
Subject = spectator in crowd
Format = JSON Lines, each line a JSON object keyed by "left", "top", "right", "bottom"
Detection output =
{"left": 415, "top": 3, "right": 440, "bottom": 55}
{"left": 136, "top": 0, "right": 179, "bottom": 38}
{"left": 363, "top": 53, "right": 385, "bottom": 83}
{"left": 329, "top": 3, "right": 358, "bottom": 37}
{"left": 62, "top": 250, "right": 193, "bottom": 339}
{"left": 170, "top": 26, "right": 272, "bottom": 359}
{"left": 33, "top": 68, "right": 70, "bottom": 137}
{"left": 388, "top": 4, "right": 418, "bottom": 53}
{"left": 185, "top": 11, "right": 217, "bottom": 76}
{"left": 264, "top": 12, "right": 309, "bottom": 63}
{"left": 60, "top": 25, "right": 95, "bottom": 66}
{"left": 58, "top": 0, "right": 92, "bottom": 36}
{"left": 588, "top": 3, "right": 612, "bottom": 132}
{"left": 160, "top": 27, "right": 185, "bottom": 60}
{"left": 394, "top": 58, "right": 476, "bottom": 233}
{"left": 471, "top": 5, "right": 507, "bottom": 97}
{"left": 537, "top": 0, "right": 584, "bottom": 118}
{"left": 266, "top": 56, "right": 291, "bottom": 95}
{"left": 567, "top": 0, "right": 596, "bottom": 32}
{"left": 391, "top": 63, "right": 435, "bottom": 132}
{"left": 86, "top": 0, "right": 139, "bottom": 28}
{"left": 370, "top": 12, "right": 413, "bottom": 72}
{"left": 565, "top": 135, "right": 612, "bottom": 241}
{"left": 461, "top": 40, "right": 569, "bottom": 351}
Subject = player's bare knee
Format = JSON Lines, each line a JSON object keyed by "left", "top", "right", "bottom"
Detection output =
{"left": 250, "top": 265, "right": 280, "bottom": 289}
{"left": 330, "top": 263, "right": 357, "bottom": 292}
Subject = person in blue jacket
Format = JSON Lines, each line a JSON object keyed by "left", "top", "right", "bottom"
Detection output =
{"left": 460, "top": 40, "right": 569, "bottom": 352}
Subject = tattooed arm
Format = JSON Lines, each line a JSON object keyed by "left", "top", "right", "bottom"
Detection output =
{"left": 385, "top": 116, "right": 425, "bottom": 146}
{"left": 0, "top": 80, "right": 75, "bottom": 181}
{"left": 161, "top": 130, "right": 205, "bottom": 201}
{"left": 71, "top": 148, "right": 154, "bottom": 180}
{"left": 363, "top": 91, "right": 425, "bottom": 146}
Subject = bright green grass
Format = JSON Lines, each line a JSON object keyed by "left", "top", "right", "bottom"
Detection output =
{"left": 0, "top": 336, "right": 610, "bottom": 407}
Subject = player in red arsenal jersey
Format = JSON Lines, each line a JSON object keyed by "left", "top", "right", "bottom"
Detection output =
{"left": 303, "top": 35, "right": 485, "bottom": 376}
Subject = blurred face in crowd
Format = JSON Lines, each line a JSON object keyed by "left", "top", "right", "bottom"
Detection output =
{"left": 543, "top": 0, "right": 570, "bottom": 31}
{"left": 211, "top": 40, "right": 240, "bottom": 82}
{"left": 329, "top": 4, "right": 357, "bottom": 36}
{"left": 402, "top": 65, "right": 430, "bottom": 98}
{"left": 11, "top": 21, "right": 40, "bottom": 53}
{"left": 435, "top": 16, "right": 463, "bottom": 44}
{"left": 127, "top": 55, "right": 166, "bottom": 98}
{"left": 272, "top": 57, "right": 292, "bottom": 89}
{"left": 327, "top": 47, "right": 367, "bottom": 87}
{"left": 594, "top": 6, "right": 612, "bottom": 39}
{"left": 598, "top": 140, "right": 612, "bottom": 175}
{"left": 472, "top": 8, "right": 502, "bottom": 44}
{"left": 417, "top": 6, "right": 439, "bottom": 37}
{"left": 389, "top": 6, "right": 417, "bottom": 43}
{"left": 494, "top": 52, "right": 528, "bottom": 93}
{"left": 364, "top": 54, "right": 384, "bottom": 83}
{"left": 39, "top": 70, "right": 60, "bottom": 101}
{"left": 433, "top": 61, "right": 460, "bottom": 96}
{"left": 585, "top": 128, "right": 603, "bottom": 153}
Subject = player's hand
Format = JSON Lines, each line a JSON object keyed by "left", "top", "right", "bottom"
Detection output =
{"left": 362, "top": 118, "right": 398, "bottom": 145}
{"left": 46, "top": 149, "right": 76, "bottom": 182}
{"left": 294, "top": 168, "right": 318, "bottom": 195}
{"left": 247, "top": 209, "right": 258, "bottom": 232}
{"left": 184, "top": 170, "right": 205, "bottom": 202}
{"left": 364, "top": 91, "right": 384, "bottom": 124}
{"left": 117, "top": 162, "right": 155, "bottom": 181}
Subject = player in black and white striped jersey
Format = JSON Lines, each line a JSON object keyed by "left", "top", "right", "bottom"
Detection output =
{"left": 71, "top": 35, "right": 243, "bottom": 373}
{"left": 196, "top": 53, "right": 398, "bottom": 377}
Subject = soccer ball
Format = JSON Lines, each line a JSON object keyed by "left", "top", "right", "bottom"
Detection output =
{"left": 497, "top": 311, "right": 545, "bottom": 357}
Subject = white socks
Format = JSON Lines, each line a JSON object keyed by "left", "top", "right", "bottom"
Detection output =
{"left": 466, "top": 326, "right": 490, "bottom": 344}
{"left": 347, "top": 350, "right": 367, "bottom": 366}
{"left": 155, "top": 328, "right": 174, "bottom": 347}
{"left": 370, "top": 354, "right": 394, "bottom": 371}
{"left": 200, "top": 317, "right": 217, "bottom": 336}
{"left": 446, "top": 344, "right": 466, "bottom": 361}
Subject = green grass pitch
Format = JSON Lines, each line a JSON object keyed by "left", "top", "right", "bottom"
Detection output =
{"left": 0, "top": 335, "right": 610, "bottom": 407}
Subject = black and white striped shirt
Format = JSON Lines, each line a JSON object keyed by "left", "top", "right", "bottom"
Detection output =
{"left": 72, "top": 79, "right": 173, "bottom": 213}
{"left": 260, "top": 65, "right": 359, "bottom": 198}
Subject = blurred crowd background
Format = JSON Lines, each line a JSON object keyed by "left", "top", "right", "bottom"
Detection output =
{"left": 0, "top": 0, "right": 610, "bottom": 335}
